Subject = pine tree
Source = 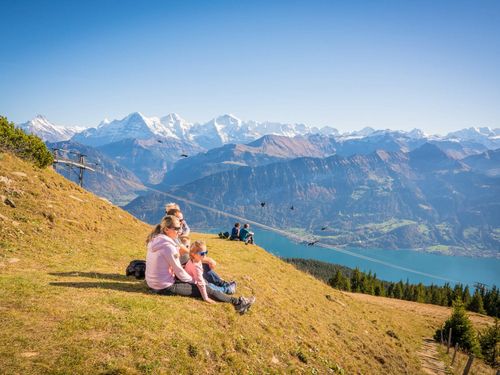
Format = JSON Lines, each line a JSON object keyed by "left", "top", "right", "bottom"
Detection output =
{"left": 469, "top": 289, "right": 486, "bottom": 314}
{"left": 463, "top": 286, "right": 472, "bottom": 306}
{"left": 483, "top": 286, "right": 499, "bottom": 318}
{"left": 479, "top": 319, "right": 499, "bottom": 367}
{"left": 351, "top": 268, "right": 362, "bottom": 293}
{"left": 329, "top": 270, "right": 350, "bottom": 291}
{"left": 393, "top": 281, "right": 403, "bottom": 299}
{"left": 434, "top": 298, "right": 481, "bottom": 356}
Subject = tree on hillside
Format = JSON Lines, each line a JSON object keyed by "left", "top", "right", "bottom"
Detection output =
{"left": 350, "top": 268, "right": 362, "bottom": 293}
{"left": 393, "top": 281, "right": 403, "bottom": 299}
{"left": 479, "top": 319, "right": 499, "bottom": 367}
{"left": 329, "top": 270, "right": 350, "bottom": 291}
{"left": 0, "top": 116, "right": 53, "bottom": 168}
{"left": 462, "top": 286, "right": 472, "bottom": 306}
{"left": 483, "top": 286, "right": 499, "bottom": 318}
{"left": 434, "top": 298, "right": 481, "bottom": 356}
{"left": 469, "top": 289, "right": 486, "bottom": 314}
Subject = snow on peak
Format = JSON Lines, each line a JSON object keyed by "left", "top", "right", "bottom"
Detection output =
{"left": 446, "top": 126, "right": 498, "bottom": 140}
{"left": 407, "top": 128, "right": 428, "bottom": 139}
{"left": 98, "top": 118, "right": 110, "bottom": 128}
{"left": 17, "top": 115, "right": 79, "bottom": 142}
{"left": 352, "top": 127, "right": 376, "bottom": 136}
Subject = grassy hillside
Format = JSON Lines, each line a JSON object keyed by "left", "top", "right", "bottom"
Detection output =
{"left": 0, "top": 152, "right": 494, "bottom": 374}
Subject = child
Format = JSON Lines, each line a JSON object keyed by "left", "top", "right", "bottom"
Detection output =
{"left": 184, "top": 241, "right": 216, "bottom": 304}
{"left": 186, "top": 241, "right": 236, "bottom": 295}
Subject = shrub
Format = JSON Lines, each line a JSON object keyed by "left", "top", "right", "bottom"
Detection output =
{"left": 0, "top": 116, "right": 53, "bottom": 168}
{"left": 434, "top": 298, "right": 481, "bottom": 356}
{"left": 479, "top": 319, "right": 499, "bottom": 367}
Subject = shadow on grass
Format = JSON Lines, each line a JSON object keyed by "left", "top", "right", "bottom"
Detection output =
{"left": 49, "top": 272, "right": 135, "bottom": 281}
{"left": 49, "top": 281, "right": 150, "bottom": 293}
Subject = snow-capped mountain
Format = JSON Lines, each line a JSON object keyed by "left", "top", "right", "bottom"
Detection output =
{"left": 160, "top": 113, "right": 192, "bottom": 141}
{"left": 19, "top": 112, "right": 499, "bottom": 152}
{"left": 445, "top": 127, "right": 500, "bottom": 148}
{"left": 70, "top": 112, "right": 342, "bottom": 149}
{"left": 72, "top": 112, "right": 179, "bottom": 147}
{"left": 446, "top": 126, "right": 500, "bottom": 140}
{"left": 17, "top": 115, "right": 83, "bottom": 142}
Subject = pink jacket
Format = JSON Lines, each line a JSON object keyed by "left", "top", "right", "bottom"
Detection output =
{"left": 184, "top": 259, "right": 209, "bottom": 301}
{"left": 145, "top": 234, "right": 193, "bottom": 290}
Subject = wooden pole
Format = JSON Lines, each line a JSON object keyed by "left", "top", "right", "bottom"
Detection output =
{"left": 447, "top": 328, "right": 452, "bottom": 353}
{"left": 451, "top": 343, "right": 458, "bottom": 366}
{"left": 462, "top": 354, "right": 474, "bottom": 375}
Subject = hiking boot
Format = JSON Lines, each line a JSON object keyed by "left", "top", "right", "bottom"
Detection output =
{"left": 235, "top": 296, "right": 256, "bottom": 315}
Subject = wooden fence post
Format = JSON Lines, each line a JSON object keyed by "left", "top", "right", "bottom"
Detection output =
{"left": 447, "top": 328, "right": 452, "bottom": 354}
{"left": 462, "top": 354, "right": 474, "bottom": 375}
{"left": 451, "top": 343, "right": 458, "bottom": 366}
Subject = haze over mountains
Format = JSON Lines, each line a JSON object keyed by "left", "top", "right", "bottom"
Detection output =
{"left": 15, "top": 112, "right": 500, "bottom": 257}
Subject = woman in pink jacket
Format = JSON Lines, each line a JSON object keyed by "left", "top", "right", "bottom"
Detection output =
{"left": 145, "top": 215, "right": 255, "bottom": 314}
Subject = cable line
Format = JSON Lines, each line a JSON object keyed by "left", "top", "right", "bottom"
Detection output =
{"left": 143, "top": 185, "right": 461, "bottom": 284}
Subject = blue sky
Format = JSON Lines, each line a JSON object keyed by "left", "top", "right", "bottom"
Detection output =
{"left": 1, "top": 0, "right": 499, "bottom": 134}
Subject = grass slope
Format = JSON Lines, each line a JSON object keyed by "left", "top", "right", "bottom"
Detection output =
{"left": 0, "top": 152, "right": 494, "bottom": 374}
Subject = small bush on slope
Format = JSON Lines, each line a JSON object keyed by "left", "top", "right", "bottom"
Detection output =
{"left": 0, "top": 116, "right": 53, "bottom": 168}
{"left": 434, "top": 298, "right": 481, "bottom": 356}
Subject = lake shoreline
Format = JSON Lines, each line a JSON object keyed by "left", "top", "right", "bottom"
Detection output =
{"left": 201, "top": 226, "right": 500, "bottom": 287}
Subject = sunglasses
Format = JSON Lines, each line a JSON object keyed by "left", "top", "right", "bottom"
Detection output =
{"left": 169, "top": 226, "right": 182, "bottom": 231}
{"left": 197, "top": 251, "right": 208, "bottom": 256}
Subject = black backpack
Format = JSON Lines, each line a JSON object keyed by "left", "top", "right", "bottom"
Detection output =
{"left": 126, "top": 260, "right": 146, "bottom": 280}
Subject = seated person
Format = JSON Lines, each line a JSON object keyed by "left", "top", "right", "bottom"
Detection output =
{"left": 239, "top": 223, "right": 255, "bottom": 245}
{"left": 166, "top": 207, "right": 190, "bottom": 237}
{"left": 180, "top": 236, "right": 235, "bottom": 294}
{"left": 188, "top": 241, "right": 236, "bottom": 294}
{"left": 230, "top": 222, "right": 241, "bottom": 240}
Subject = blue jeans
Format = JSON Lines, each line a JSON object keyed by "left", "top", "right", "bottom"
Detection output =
{"left": 207, "top": 282, "right": 229, "bottom": 293}
{"left": 203, "top": 263, "right": 232, "bottom": 293}
{"left": 203, "top": 263, "right": 224, "bottom": 286}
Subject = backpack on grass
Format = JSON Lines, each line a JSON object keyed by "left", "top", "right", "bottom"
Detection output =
{"left": 126, "top": 260, "right": 146, "bottom": 280}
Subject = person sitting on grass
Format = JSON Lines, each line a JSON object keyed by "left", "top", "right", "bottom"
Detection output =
{"left": 145, "top": 215, "right": 255, "bottom": 314}
{"left": 166, "top": 208, "right": 191, "bottom": 265}
{"left": 180, "top": 236, "right": 236, "bottom": 294}
{"left": 166, "top": 207, "right": 190, "bottom": 237}
{"left": 239, "top": 223, "right": 254, "bottom": 245}
{"left": 185, "top": 240, "right": 238, "bottom": 301}
{"left": 189, "top": 240, "right": 236, "bottom": 294}
{"left": 230, "top": 222, "right": 241, "bottom": 240}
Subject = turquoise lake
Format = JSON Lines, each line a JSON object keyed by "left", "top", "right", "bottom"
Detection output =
{"left": 216, "top": 227, "right": 500, "bottom": 288}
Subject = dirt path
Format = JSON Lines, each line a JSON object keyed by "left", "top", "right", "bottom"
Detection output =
{"left": 417, "top": 338, "right": 448, "bottom": 375}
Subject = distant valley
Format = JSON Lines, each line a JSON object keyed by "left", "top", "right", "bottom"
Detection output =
{"left": 17, "top": 112, "right": 500, "bottom": 257}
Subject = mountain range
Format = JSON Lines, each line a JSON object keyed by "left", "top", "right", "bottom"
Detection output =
{"left": 17, "top": 112, "right": 500, "bottom": 150}
{"left": 126, "top": 144, "right": 500, "bottom": 258}
{"left": 14, "top": 113, "right": 500, "bottom": 257}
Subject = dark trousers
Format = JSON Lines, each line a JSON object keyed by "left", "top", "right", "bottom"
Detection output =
{"left": 154, "top": 281, "right": 238, "bottom": 304}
